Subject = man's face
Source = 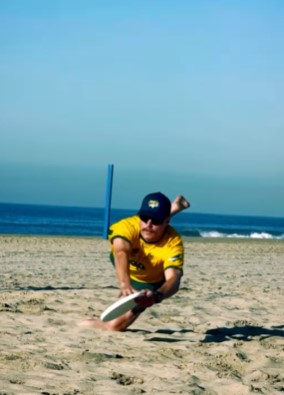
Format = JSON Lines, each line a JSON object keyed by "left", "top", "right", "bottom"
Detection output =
{"left": 139, "top": 215, "right": 169, "bottom": 242}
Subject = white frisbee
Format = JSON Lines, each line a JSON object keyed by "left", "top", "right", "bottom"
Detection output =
{"left": 100, "top": 291, "right": 144, "bottom": 322}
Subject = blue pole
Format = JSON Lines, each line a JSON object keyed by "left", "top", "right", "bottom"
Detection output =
{"left": 103, "top": 164, "right": 114, "bottom": 239}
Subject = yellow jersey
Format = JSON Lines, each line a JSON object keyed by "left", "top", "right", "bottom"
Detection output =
{"left": 108, "top": 215, "right": 184, "bottom": 285}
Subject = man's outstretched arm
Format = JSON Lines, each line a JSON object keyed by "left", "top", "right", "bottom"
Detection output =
{"left": 112, "top": 237, "right": 137, "bottom": 297}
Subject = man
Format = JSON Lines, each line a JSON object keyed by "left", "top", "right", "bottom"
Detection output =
{"left": 81, "top": 193, "right": 189, "bottom": 331}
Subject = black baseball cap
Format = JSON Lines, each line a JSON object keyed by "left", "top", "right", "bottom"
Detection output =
{"left": 137, "top": 192, "right": 171, "bottom": 221}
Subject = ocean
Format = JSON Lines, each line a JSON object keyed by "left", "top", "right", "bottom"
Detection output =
{"left": 0, "top": 203, "right": 283, "bottom": 240}
{"left": 0, "top": 203, "right": 284, "bottom": 240}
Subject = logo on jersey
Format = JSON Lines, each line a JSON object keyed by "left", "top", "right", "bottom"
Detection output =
{"left": 168, "top": 254, "right": 183, "bottom": 261}
{"left": 130, "top": 260, "right": 145, "bottom": 270}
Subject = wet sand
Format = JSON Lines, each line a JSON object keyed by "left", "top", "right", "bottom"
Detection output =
{"left": 0, "top": 235, "right": 283, "bottom": 394}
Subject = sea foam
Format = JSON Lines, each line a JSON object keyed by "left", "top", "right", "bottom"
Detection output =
{"left": 200, "top": 231, "right": 283, "bottom": 239}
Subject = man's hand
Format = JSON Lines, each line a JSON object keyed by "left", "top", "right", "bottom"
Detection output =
{"left": 135, "top": 290, "right": 163, "bottom": 308}
{"left": 119, "top": 282, "right": 137, "bottom": 297}
{"left": 134, "top": 268, "right": 181, "bottom": 308}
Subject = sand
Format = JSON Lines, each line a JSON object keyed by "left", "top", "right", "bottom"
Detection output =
{"left": 0, "top": 235, "right": 283, "bottom": 395}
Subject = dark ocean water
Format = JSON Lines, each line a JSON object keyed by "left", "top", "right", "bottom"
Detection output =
{"left": 0, "top": 203, "right": 284, "bottom": 239}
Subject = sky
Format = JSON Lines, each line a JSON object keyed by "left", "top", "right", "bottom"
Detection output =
{"left": 0, "top": 0, "right": 283, "bottom": 217}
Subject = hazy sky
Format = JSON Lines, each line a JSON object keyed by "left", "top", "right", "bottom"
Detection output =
{"left": 1, "top": 1, "right": 283, "bottom": 216}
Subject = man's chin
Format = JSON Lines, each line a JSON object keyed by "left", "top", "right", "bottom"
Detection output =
{"left": 141, "top": 231, "right": 158, "bottom": 242}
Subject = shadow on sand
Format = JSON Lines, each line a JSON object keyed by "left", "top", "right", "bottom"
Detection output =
{"left": 8, "top": 285, "right": 87, "bottom": 291}
{"left": 127, "top": 328, "right": 194, "bottom": 342}
{"left": 203, "top": 325, "right": 284, "bottom": 343}
{"left": 127, "top": 326, "right": 284, "bottom": 343}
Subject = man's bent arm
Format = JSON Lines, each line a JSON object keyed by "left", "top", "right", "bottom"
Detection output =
{"left": 157, "top": 267, "right": 182, "bottom": 301}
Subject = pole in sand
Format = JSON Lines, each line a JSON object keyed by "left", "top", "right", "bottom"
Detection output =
{"left": 103, "top": 164, "right": 114, "bottom": 239}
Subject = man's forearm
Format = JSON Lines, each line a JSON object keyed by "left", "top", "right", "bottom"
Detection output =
{"left": 157, "top": 276, "right": 181, "bottom": 300}
{"left": 113, "top": 249, "right": 131, "bottom": 285}
{"left": 115, "top": 261, "right": 130, "bottom": 286}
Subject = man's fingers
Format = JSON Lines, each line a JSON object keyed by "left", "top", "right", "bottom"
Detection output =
{"left": 135, "top": 293, "right": 155, "bottom": 308}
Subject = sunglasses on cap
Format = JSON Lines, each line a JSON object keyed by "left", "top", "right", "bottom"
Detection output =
{"left": 139, "top": 215, "right": 165, "bottom": 226}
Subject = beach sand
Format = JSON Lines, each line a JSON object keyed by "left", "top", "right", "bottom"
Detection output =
{"left": 0, "top": 235, "right": 283, "bottom": 395}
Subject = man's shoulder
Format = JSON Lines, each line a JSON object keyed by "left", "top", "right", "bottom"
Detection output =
{"left": 167, "top": 225, "right": 182, "bottom": 239}
{"left": 159, "top": 225, "right": 183, "bottom": 247}
{"left": 109, "top": 215, "right": 140, "bottom": 240}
